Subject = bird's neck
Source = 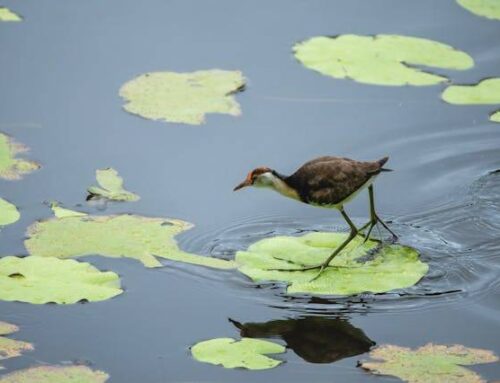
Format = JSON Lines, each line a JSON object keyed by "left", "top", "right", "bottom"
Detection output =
{"left": 265, "top": 171, "right": 300, "bottom": 201}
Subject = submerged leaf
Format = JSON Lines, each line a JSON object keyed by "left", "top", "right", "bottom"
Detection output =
{"left": 0, "top": 366, "right": 109, "bottom": 383}
{"left": 293, "top": 35, "right": 473, "bottom": 86}
{"left": 87, "top": 168, "right": 139, "bottom": 202}
{"left": 0, "top": 8, "right": 22, "bottom": 22}
{"left": 119, "top": 70, "right": 245, "bottom": 125}
{"left": 0, "top": 256, "right": 123, "bottom": 304}
{"left": 50, "top": 202, "right": 87, "bottom": 218}
{"left": 0, "top": 133, "right": 39, "bottom": 180}
{"left": 0, "top": 198, "right": 20, "bottom": 226}
{"left": 191, "top": 337, "right": 285, "bottom": 370}
{"left": 25, "top": 214, "right": 236, "bottom": 270}
{"left": 442, "top": 78, "right": 500, "bottom": 123}
{"left": 0, "top": 321, "right": 33, "bottom": 370}
{"left": 457, "top": 0, "right": 500, "bottom": 20}
{"left": 235, "top": 232, "right": 428, "bottom": 296}
{"left": 361, "top": 343, "right": 499, "bottom": 383}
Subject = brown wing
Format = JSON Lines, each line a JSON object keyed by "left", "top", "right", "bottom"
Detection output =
{"left": 286, "top": 156, "right": 384, "bottom": 205}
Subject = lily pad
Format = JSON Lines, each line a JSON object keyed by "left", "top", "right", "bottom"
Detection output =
{"left": 361, "top": 343, "right": 499, "bottom": 383}
{"left": 293, "top": 35, "right": 473, "bottom": 86}
{"left": 0, "top": 321, "right": 33, "bottom": 370}
{"left": 191, "top": 337, "right": 285, "bottom": 370}
{"left": 0, "top": 366, "right": 109, "bottom": 383}
{"left": 87, "top": 168, "right": 139, "bottom": 202}
{"left": 442, "top": 78, "right": 500, "bottom": 123}
{"left": 119, "top": 70, "right": 245, "bottom": 125}
{"left": 25, "top": 213, "right": 236, "bottom": 270}
{"left": 457, "top": 0, "right": 500, "bottom": 20}
{"left": 50, "top": 202, "right": 87, "bottom": 218}
{"left": 0, "top": 133, "right": 39, "bottom": 180}
{"left": 0, "top": 8, "right": 22, "bottom": 22}
{"left": 0, "top": 256, "right": 123, "bottom": 304}
{"left": 235, "top": 232, "right": 428, "bottom": 296}
{"left": 0, "top": 198, "right": 19, "bottom": 226}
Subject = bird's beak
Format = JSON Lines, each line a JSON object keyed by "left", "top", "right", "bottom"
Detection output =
{"left": 233, "top": 179, "right": 251, "bottom": 191}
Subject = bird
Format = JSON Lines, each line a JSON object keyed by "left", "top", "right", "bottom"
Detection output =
{"left": 233, "top": 155, "right": 397, "bottom": 277}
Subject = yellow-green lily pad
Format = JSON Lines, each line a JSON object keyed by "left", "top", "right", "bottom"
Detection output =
{"left": 25, "top": 213, "right": 236, "bottom": 270}
{"left": 0, "top": 366, "right": 109, "bottom": 383}
{"left": 457, "top": 0, "right": 500, "bottom": 20}
{"left": 87, "top": 168, "right": 139, "bottom": 202}
{"left": 0, "top": 320, "right": 33, "bottom": 370}
{"left": 361, "top": 343, "right": 499, "bottom": 383}
{"left": 119, "top": 69, "right": 245, "bottom": 125}
{"left": 191, "top": 337, "right": 285, "bottom": 370}
{"left": 442, "top": 78, "right": 500, "bottom": 123}
{"left": 0, "top": 256, "right": 123, "bottom": 304}
{"left": 50, "top": 202, "right": 87, "bottom": 218}
{"left": 235, "top": 232, "right": 428, "bottom": 296}
{"left": 0, "top": 198, "right": 19, "bottom": 226}
{"left": 293, "top": 35, "right": 473, "bottom": 86}
{"left": 0, "top": 8, "right": 22, "bottom": 22}
{"left": 0, "top": 133, "right": 40, "bottom": 180}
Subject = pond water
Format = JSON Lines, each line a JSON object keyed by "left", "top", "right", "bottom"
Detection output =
{"left": 1, "top": 0, "right": 500, "bottom": 381}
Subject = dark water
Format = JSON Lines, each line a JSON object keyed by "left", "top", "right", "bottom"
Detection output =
{"left": 1, "top": 0, "right": 500, "bottom": 381}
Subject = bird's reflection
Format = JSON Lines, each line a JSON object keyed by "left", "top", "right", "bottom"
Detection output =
{"left": 229, "top": 316, "right": 375, "bottom": 364}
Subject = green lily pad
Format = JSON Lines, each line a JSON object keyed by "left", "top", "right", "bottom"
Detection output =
{"left": 0, "top": 8, "right": 22, "bottom": 22}
{"left": 457, "top": 0, "right": 500, "bottom": 20}
{"left": 235, "top": 232, "right": 428, "bottom": 296}
{"left": 293, "top": 35, "right": 473, "bottom": 86}
{"left": 442, "top": 78, "right": 500, "bottom": 123}
{"left": 0, "top": 198, "right": 20, "bottom": 226}
{"left": 191, "top": 337, "right": 285, "bottom": 370}
{"left": 87, "top": 168, "right": 139, "bottom": 202}
{"left": 0, "top": 256, "right": 123, "bottom": 304}
{"left": 50, "top": 202, "right": 87, "bottom": 218}
{"left": 0, "top": 321, "right": 33, "bottom": 370}
{"left": 25, "top": 213, "right": 236, "bottom": 270}
{"left": 119, "top": 70, "right": 245, "bottom": 125}
{"left": 0, "top": 366, "right": 109, "bottom": 383}
{"left": 0, "top": 133, "right": 40, "bottom": 180}
{"left": 361, "top": 343, "right": 499, "bottom": 383}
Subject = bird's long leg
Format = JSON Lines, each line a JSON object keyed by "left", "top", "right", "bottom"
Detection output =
{"left": 360, "top": 185, "right": 398, "bottom": 242}
{"left": 268, "top": 207, "right": 358, "bottom": 279}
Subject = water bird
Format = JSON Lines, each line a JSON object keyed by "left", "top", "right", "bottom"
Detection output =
{"left": 234, "top": 156, "right": 397, "bottom": 277}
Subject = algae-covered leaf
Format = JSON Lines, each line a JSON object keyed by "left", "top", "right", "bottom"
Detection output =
{"left": 442, "top": 78, "right": 500, "bottom": 123}
{"left": 293, "top": 35, "right": 473, "bottom": 86}
{"left": 87, "top": 168, "right": 139, "bottom": 202}
{"left": 119, "top": 70, "right": 245, "bottom": 125}
{"left": 0, "top": 198, "right": 19, "bottom": 226}
{"left": 25, "top": 214, "right": 236, "bottom": 270}
{"left": 50, "top": 202, "right": 87, "bottom": 218}
{"left": 235, "top": 232, "right": 428, "bottom": 296}
{"left": 457, "top": 0, "right": 500, "bottom": 20}
{"left": 0, "top": 133, "right": 39, "bottom": 180}
{"left": 191, "top": 337, "right": 285, "bottom": 370}
{"left": 0, "top": 366, "right": 109, "bottom": 383}
{"left": 0, "top": 8, "right": 22, "bottom": 22}
{"left": 0, "top": 322, "right": 18, "bottom": 336}
{"left": 0, "top": 256, "right": 123, "bottom": 304}
{"left": 0, "top": 320, "right": 33, "bottom": 370}
{"left": 361, "top": 343, "right": 499, "bottom": 383}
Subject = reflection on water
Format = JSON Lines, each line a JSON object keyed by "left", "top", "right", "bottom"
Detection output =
{"left": 229, "top": 316, "right": 374, "bottom": 363}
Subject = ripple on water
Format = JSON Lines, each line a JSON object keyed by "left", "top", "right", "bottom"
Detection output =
{"left": 178, "top": 171, "right": 500, "bottom": 314}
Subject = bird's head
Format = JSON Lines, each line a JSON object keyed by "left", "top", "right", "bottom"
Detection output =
{"left": 233, "top": 167, "right": 275, "bottom": 191}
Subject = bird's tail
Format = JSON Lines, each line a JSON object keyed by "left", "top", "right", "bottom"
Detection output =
{"left": 378, "top": 156, "right": 393, "bottom": 172}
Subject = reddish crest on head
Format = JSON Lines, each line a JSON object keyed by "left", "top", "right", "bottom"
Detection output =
{"left": 234, "top": 167, "right": 271, "bottom": 191}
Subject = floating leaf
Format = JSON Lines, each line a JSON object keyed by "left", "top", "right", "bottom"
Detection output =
{"left": 0, "top": 133, "right": 39, "bottom": 180}
{"left": 191, "top": 337, "right": 285, "bottom": 370}
{"left": 0, "top": 198, "right": 19, "bottom": 226}
{"left": 0, "top": 321, "right": 33, "bottom": 370}
{"left": 442, "top": 78, "right": 500, "bottom": 123}
{"left": 87, "top": 168, "right": 139, "bottom": 202}
{"left": 0, "top": 256, "right": 123, "bottom": 304}
{"left": 0, "top": 366, "right": 109, "bottom": 383}
{"left": 293, "top": 35, "right": 473, "bottom": 86}
{"left": 119, "top": 70, "right": 245, "bottom": 125}
{"left": 25, "top": 214, "right": 236, "bottom": 270}
{"left": 0, "top": 8, "right": 22, "bottom": 22}
{"left": 50, "top": 202, "right": 87, "bottom": 218}
{"left": 235, "top": 232, "right": 428, "bottom": 296}
{"left": 361, "top": 343, "right": 499, "bottom": 383}
{"left": 457, "top": 0, "right": 500, "bottom": 20}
